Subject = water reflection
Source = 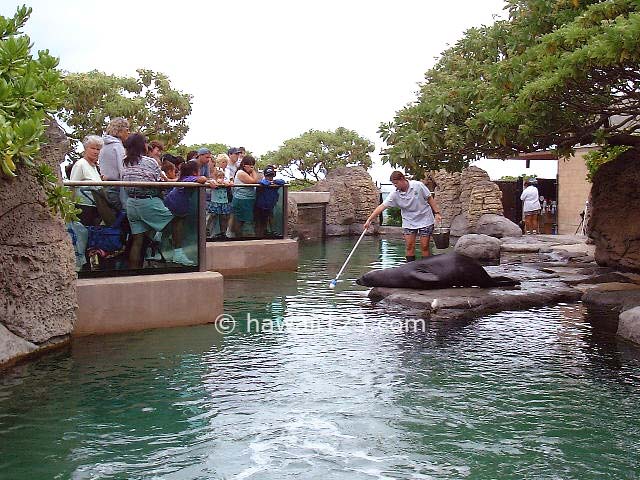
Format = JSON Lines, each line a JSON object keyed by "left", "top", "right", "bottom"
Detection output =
{"left": 0, "top": 237, "right": 639, "bottom": 479}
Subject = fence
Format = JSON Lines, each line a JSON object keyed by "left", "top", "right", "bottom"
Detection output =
{"left": 64, "top": 181, "right": 288, "bottom": 278}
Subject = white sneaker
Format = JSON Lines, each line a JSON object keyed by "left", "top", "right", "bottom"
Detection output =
{"left": 173, "top": 248, "right": 195, "bottom": 266}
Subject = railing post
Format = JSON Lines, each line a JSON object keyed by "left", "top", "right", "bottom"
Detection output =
{"left": 198, "top": 187, "right": 207, "bottom": 272}
{"left": 282, "top": 185, "right": 289, "bottom": 239}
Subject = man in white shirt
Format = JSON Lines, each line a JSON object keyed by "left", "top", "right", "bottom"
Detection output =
{"left": 520, "top": 177, "right": 541, "bottom": 234}
{"left": 225, "top": 147, "right": 241, "bottom": 180}
{"left": 365, "top": 171, "right": 442, "bottom": 262}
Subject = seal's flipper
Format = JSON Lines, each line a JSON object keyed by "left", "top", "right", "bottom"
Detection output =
{"left": 409, "top": 270, "right": 439, "bottom": 283}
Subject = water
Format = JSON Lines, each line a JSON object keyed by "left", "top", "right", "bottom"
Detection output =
{"left": 1, "top": 237, "right": 640, "bottom": 479}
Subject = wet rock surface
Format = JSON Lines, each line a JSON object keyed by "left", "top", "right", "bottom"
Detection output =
{"left": 367, "top": 234, "right": 640, "bottom": 346}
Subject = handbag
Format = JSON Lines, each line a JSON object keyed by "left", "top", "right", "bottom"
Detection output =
{"left": 86, "top": 211, "right": 126, "bottom": 252}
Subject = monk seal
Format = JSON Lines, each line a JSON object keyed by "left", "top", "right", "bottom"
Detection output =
{"left": 355, "top": 253, "right": 519, "bottom": 289}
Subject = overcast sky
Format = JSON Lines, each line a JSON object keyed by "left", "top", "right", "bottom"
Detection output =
{"left": 4, "top": 0, "right": 555, "bottom": 181}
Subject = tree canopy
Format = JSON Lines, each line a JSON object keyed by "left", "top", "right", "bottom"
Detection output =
{"left": 171, "top": 143, "right": 229, "bottom": 159}
{"left": 379, "top": 0, "right": 640, "bottom": 176}
{"left": 261, "top": 128, "right": 375, "bottom": 181}
{"left": 59, "top": 69, "right": 192, "bottom": 152}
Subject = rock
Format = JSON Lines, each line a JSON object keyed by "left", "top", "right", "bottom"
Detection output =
{"left": 588, "top": 148, "right": 640, "bottom": 271}
{"left": 287, "top": 196, "right": 298, "bottom": 238}
{"left": 618, "top": 307, "right": 640, "bottom": 345}
{"left": 432, "top": 166, "right": 505, "bottom": 233}
{"left": 0, "top": 120, "right": 76, "bottom": 355}
{"left": 475, "top": 214, "right": 522, "bottom": 238}
{"left": 369, "top": 280, "right": 580, "bottom": 322}
{"left": 581, "top": 287, "right": 640, "bottom": 313}
{"left": 454, "top": 234, "right": 501, "bottom": 260}
{"left": 501, "top": 243, "right": 543, "bottom": 253}
{"left": 0, "top": 324, "right": 38, "bottom": 366}
{"left": 305, "top": 166, "right": 379, "bottom": 236}
{"left": 450, "top": 214, "right": 470, "bottom": 237}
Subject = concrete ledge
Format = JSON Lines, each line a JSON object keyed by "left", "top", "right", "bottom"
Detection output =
{"left": 289, "top": 191, "right": 330, "bottom": 204}
{"left": 75, "top": 272, "right": 223, "bottom": 336}
{"left": 206, "top": 239, "right": 298, "bottom": 275}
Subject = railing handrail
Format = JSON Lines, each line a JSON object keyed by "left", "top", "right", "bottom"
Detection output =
{"left": 64, "top": 181, "right": 287, "bottom": 188}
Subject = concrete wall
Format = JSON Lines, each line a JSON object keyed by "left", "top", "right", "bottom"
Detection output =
{"left": 75, "top": 272, "right": 223, "bottom": 336}
{"left": 557, "top": 147, "right": 594, "bottom": 235}
{"left": 206, "top": 239, "right": 298, "bottom": 275}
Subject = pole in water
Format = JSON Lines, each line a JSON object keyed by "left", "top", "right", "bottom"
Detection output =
{"left": 328, "top": 229, "right": 368, "bottom": 289}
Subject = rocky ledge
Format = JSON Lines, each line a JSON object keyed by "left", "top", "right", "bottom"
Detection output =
{"left": 367, "top": 234, "right": 640, "bottom": 347}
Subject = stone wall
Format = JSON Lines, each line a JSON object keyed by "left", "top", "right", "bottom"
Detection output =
{"left": 588, "top": 148, "right": 640, "bottom": 271}
{"left": 0, "top": 120, "right": 76, "bottom": 367}
{"left": 432, "top": 166, "right": 507, "bottom": 236}
{"left": 304, "top": 167, "right": 380, "bottom": 236}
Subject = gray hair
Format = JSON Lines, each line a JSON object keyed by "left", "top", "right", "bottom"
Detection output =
{"left": 105, "top": 117, "right": 130, "bottom": 136}
{"left": 82, "top": 135, "right": 104, "bottom": 149}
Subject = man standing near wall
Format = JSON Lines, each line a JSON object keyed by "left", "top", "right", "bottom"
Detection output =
{"left": 364, "top": 171, "right": 442, "bottom": 262}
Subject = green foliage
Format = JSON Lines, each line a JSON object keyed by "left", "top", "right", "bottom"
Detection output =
{"left": 261, "top": 128, "right": 375, "bottom": 181}
{"left": 380, "top": 0, "right": 640, "bottom": 176}
{"left": 384, "top": 207, "right": 402, "bottom": 226}
{"left": 584, "top": 144, "right": 631, "bottom": 180}
{"left": 59, "top": 69, "right": 192, "bottom": 154}
{"left": 287, "top": 179, "right": 316, "bottom": 191}
{"left": 0, "top": 6, "right": 76, "bottom": 221}
{"left": 499, "top": 173, "right": 538, "bottom": 181}
{"left": 34, "top": 163, "right": 79, "bottom": 221}
{"left": 0, "top": 5, "right": 67, "bottom": 179}
{"left": 171, "top": 143, "right": 228, "bottom": 159}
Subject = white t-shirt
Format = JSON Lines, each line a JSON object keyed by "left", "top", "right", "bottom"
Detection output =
{"left": 383, "top": 180, "right": 434, "bottom": 229}
{"left": 520, "top": 185, "right": 541, "bottom": 212}
{"left": 70, "top": 158, "right": 102, "bottom": 206}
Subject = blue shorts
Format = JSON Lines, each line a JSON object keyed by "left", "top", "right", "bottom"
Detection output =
{"left": 126, "top": 197, "right": 173, "bottom": 235}
{"left": 207, "top": 202, "right": 232, "bottom": 215}
{"left": 403, "top": 225, "right": 434, "bottom": 237}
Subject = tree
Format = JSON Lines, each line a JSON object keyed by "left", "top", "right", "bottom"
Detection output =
{"left": 261, "top": 128, "right": 375, "bottom": 181}
{"left": 379, "top": 0, "right": 640, "bottom": 177}
{"left": 59, "top": 69, "right": 192, "bottom": 152}
{"left": 172, "top": 143, "right": 229, "bottom": 159}
{"left": 0, "top": 5, "right": 76, "bottom": 220}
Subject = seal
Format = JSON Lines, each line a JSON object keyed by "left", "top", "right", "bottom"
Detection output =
{"left": 355, "top": 253, "right": 519, "bottom": 289}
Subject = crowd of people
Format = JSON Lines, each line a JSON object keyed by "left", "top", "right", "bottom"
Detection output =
{"left": 67, "top": 117, "right": 286, "bottom": 271}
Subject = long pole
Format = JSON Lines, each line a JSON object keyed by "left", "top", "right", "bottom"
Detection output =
{"left": 329, "top": 229, "right": 368, "bottom": 289}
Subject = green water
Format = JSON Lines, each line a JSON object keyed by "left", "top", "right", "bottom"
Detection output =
{"left": 1, "top": 237, "right": 640, "bottom": 479}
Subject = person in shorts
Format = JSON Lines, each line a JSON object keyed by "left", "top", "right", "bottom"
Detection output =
{"left": 520, "top": 177, "right": 541, "bottom": 234}
{"left": 121, "top": 133, "right": 195, "bottom": 267}
{"left": 254, "top": 165, "right": 285, "bottom": 237}
{"left": 364, "top": 171, "right": 442, "bottom": 262}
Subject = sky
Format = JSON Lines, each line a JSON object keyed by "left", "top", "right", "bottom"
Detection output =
{"left": 4, "top": 0, "right": 557, "bottom": 182}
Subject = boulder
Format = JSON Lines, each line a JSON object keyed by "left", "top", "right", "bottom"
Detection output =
{"left": 305, "top": 166, "right": 379, "bottom": 236}
{"left": 0, "top": 324, "right": 38, "bottom": 366}
{"left": 618, "top": 306, "right": 640, "bottom": 345}
{"left": 475, "top": 214, "right": 522, "bottom": 238}
{"left": 450, "top": 214, "right": 471, "bottom": 237}
{"left": 454, "top": 233, "right": 501, "bottom": 260}
{"left": 0, "top": 120, "right": 76, "bottom": 356}
{"left": 588, "top": 148, "right": 640, "bottom": 271}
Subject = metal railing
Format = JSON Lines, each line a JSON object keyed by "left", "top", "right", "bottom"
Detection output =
{"left": 63, "top": 181, "right": 288, "bottom": 278}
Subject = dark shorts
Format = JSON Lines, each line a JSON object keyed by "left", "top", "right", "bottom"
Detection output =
{"left": 254, "top": 207, "right": 273, "bottom": 222}
{"left": 524, "top": 209, "right": 541, "bottom": 216}
{"left": 232, "top": 197, "right": 255, "bottom": 223}
{"left": 403, "top": 225, "right": 434, "bottom": 237}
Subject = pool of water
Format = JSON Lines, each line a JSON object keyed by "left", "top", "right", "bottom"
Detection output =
{"left": 1, "top": 237, "right": 640, "bottom": 479}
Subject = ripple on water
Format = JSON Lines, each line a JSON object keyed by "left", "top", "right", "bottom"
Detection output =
{"left": 1, "top": 237, "right": 640, "bottom": 479}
